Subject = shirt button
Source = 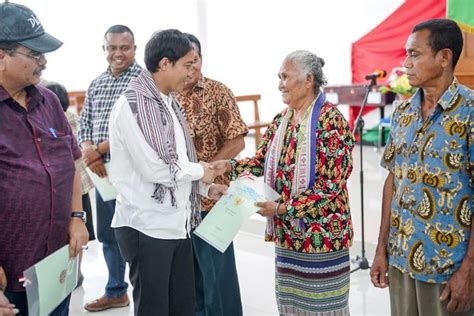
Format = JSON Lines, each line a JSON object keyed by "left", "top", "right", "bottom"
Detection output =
{"left": 53, "top": 189, "right": 57, "bottom": 193}
{"left": 47, "top": 163, "right": 51, "bottom": 167}
{"left": 37, "top": 138, "right": 41, "bottom": 142}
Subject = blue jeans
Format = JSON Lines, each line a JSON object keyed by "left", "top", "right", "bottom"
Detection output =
{"left": 96, "top": 191, "right": 128, "bottom": 298}
{"left": 4, "top": 291, "right": 70, "bottom": 316}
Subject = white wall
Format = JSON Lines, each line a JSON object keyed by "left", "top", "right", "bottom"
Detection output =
{"left": 21, "top": 0, "right": 403, "bottom": 121}
{"left": 20, "top": 0, "right": 199, "bottom": 89}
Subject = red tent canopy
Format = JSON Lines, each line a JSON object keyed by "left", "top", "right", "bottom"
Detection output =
{"left": 350, "top": 0, "right": 446, "bottom": 126}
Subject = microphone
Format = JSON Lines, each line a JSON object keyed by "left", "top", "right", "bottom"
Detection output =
{"left": 365, "top": 70, "right": 387, "bottom": 80}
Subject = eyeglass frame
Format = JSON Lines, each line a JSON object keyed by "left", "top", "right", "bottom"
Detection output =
{"left": 1, "top": 48, "right": 45, "bottom": 62}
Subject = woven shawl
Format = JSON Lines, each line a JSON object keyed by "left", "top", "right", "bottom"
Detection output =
{"left": 263, "top": 92, "right": 325, "bottom": 238}
{"left": 124, "top": 70, "right": 201, "bottom": 228}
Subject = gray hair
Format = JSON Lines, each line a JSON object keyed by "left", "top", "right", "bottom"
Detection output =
{"left": 285, "top": 50, "right": 327, "bottom": 93}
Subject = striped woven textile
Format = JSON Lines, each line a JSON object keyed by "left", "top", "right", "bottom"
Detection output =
{"left": 275, "top": 247, "right": 350, "bottom": 316}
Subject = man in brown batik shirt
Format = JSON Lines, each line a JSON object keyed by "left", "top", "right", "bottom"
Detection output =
{"left": 177, "top": 33, "right": 248, "bottom": 316}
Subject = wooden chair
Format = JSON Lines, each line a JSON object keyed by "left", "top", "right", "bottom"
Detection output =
{"left": 235, "top": 94, "right": 270, "bottom": 150}
{"left": 68, "top": 90, "right": 86, "bottom": 114}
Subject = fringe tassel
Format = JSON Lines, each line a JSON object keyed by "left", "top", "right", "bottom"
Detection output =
{"left": 169, "top": 188, "right": 177, "bottom": 207}
{"left": 190, "top": 182, "right": 202, "bottom": 229}
{"left": 152, "top": 184, "right": 167, "bottom": 203}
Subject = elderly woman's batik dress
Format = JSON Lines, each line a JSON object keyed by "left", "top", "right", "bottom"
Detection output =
{"left": 231, "top": 95, "right": 355, "bottom": 316}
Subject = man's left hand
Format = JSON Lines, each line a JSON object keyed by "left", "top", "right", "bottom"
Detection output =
{"left": 68, "top": 218, "right": 89, "bottom": 258}
{"left": 440, "top": 263, "right": 474, "bottom": 313}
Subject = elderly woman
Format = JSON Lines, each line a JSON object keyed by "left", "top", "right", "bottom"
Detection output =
{"left": 218, "top": 50, "right": 355, "bottom": 315}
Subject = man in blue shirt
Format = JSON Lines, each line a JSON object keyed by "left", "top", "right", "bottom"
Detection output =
{"left": 371, "top": 19, "right": 473, "bottom": 315}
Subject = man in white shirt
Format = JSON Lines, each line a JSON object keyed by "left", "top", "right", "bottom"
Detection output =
{"left": 109, "top": 29, "right": 227, "bottom": 316}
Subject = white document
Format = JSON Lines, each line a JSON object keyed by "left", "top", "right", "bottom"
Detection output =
{"left": 194, "top": 176, "right": 279, "bottom": 253}
{"left": 86, "top": 162, "right": 118, "bottom": 201}
{"left": 23, "top": 245, "right": 79, "bottom": 316}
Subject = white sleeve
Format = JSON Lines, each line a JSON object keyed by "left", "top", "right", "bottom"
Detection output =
{"left": 199, "top": 182, "right": 211, "bottom": 198}
{"left": 109, "top": 96, "right": 203, "bottom": 187}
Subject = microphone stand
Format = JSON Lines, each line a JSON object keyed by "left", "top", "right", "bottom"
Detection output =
{"left": 350, "top": 77, "right": 377, "bottom": 273}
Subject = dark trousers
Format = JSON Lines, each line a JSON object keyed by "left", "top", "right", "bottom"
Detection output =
{"left": 193, "top": 212, "right": 243, "bottom": 316}
{"left": 4, "top": 291, "right": 70, "bottom": 316}
{"left": 115, "top": 226, "right": 195, "bottom": 316}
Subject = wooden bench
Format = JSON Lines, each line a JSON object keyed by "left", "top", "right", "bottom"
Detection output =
{"left": 235, "top": 94, "right": 270, "bottom": 150}
{"left": 67, "top": 90, "right": 271, "bottom": 150}
{"left": 68, "top": 90, "right": 86, "bottom": 114}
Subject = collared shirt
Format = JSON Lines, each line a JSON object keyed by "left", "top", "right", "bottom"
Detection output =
{"left": 381, "top": 79, "right": 473, "bottom": 283}
{"left": 65, "top": 111, "right": 94, "bottom": 194}
{"left": 177, "top": 76, "right": 248, "bottom": 210}
{"left": 78, "top": 62, "right": 142, "bottom": 162}
{"left": 0, "top": 85, "right": 81, "bottom": 292}
{"left": 109, "top": 94, "right": 208, "bottom": 239}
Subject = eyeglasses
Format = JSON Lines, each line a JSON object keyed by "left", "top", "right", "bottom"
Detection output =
{"left": 5, "top": 49, "right": 45, "bottom": 62}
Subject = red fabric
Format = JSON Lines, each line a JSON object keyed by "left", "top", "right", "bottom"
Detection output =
{"left": 349, "top": 0, "right": 446, "bottom": 127}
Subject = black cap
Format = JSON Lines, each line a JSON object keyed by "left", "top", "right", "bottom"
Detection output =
{"left": 0, "top": 1, "right": 62, "bottom": 53}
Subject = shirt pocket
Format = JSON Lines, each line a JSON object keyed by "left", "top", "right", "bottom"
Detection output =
{"left": 42, "top": 134, "right": 75, "bottom": 175}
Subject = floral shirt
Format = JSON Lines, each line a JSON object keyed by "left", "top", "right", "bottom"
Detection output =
{"left": 177, "top": 76, "right": 248, "bottom": 211}
{"left": 231, "top": 102, "right": 355, "bottom": 253}
{"left": 381, "top": 79, "right": 473, "bottom": 283}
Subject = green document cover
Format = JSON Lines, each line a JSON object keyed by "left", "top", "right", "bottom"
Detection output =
{"left": 23, "top": 245, "right": 78, "bottom": 316}
{"left": 86, "top": 162, "right": 118, "bottom": 201}
{"left": 194, "top": 178, "right": 279, "bottom": 252}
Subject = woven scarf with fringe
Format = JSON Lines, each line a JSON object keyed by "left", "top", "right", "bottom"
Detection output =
{"left": 124, "top": 70, "right": 201, "bottom": 229}
{"left": 263, "top": 92, "right": 325, "bottom": 239}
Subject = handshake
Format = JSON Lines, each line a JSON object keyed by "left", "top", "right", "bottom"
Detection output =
{"left": 199, "top": 160, "right": 231, "bottom": 184}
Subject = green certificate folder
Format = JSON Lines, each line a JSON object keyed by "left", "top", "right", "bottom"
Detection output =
{"left": 23, "top": 245, "right": 78, "bottom": 316}
{"left": 86, "top": 162, "right": 118, "bottom": 201}
{"left": 194, "top": 178, "right": 279, "bottom": 253}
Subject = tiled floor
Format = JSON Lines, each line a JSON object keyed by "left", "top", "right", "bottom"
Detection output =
{"left": 70, "top": 144, "right": 392, "bottom": 315}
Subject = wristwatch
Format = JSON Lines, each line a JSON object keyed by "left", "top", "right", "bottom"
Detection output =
{"left": 71, "top": 211, "right": 87, "bottom": 224}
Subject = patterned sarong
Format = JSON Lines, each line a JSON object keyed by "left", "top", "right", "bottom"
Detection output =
{"left": 275, "top": 247, "right": 350, "bottom": 316}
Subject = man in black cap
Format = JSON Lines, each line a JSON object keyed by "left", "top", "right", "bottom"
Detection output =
{"left": 0, "top": 2, "right": 89, "bottom": 315}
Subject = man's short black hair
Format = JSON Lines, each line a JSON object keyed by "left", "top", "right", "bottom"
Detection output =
{"left": 412, "top": 19, "right": 463, "bottom": 69}
{"left": 104, "top": 25, "right": 135, "bottom": 41}
{"left": 144, "top": 29, "right": 192, "bottom": 73}
{"left": 184, "top": 33, "right": 201, "bottom": 57}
